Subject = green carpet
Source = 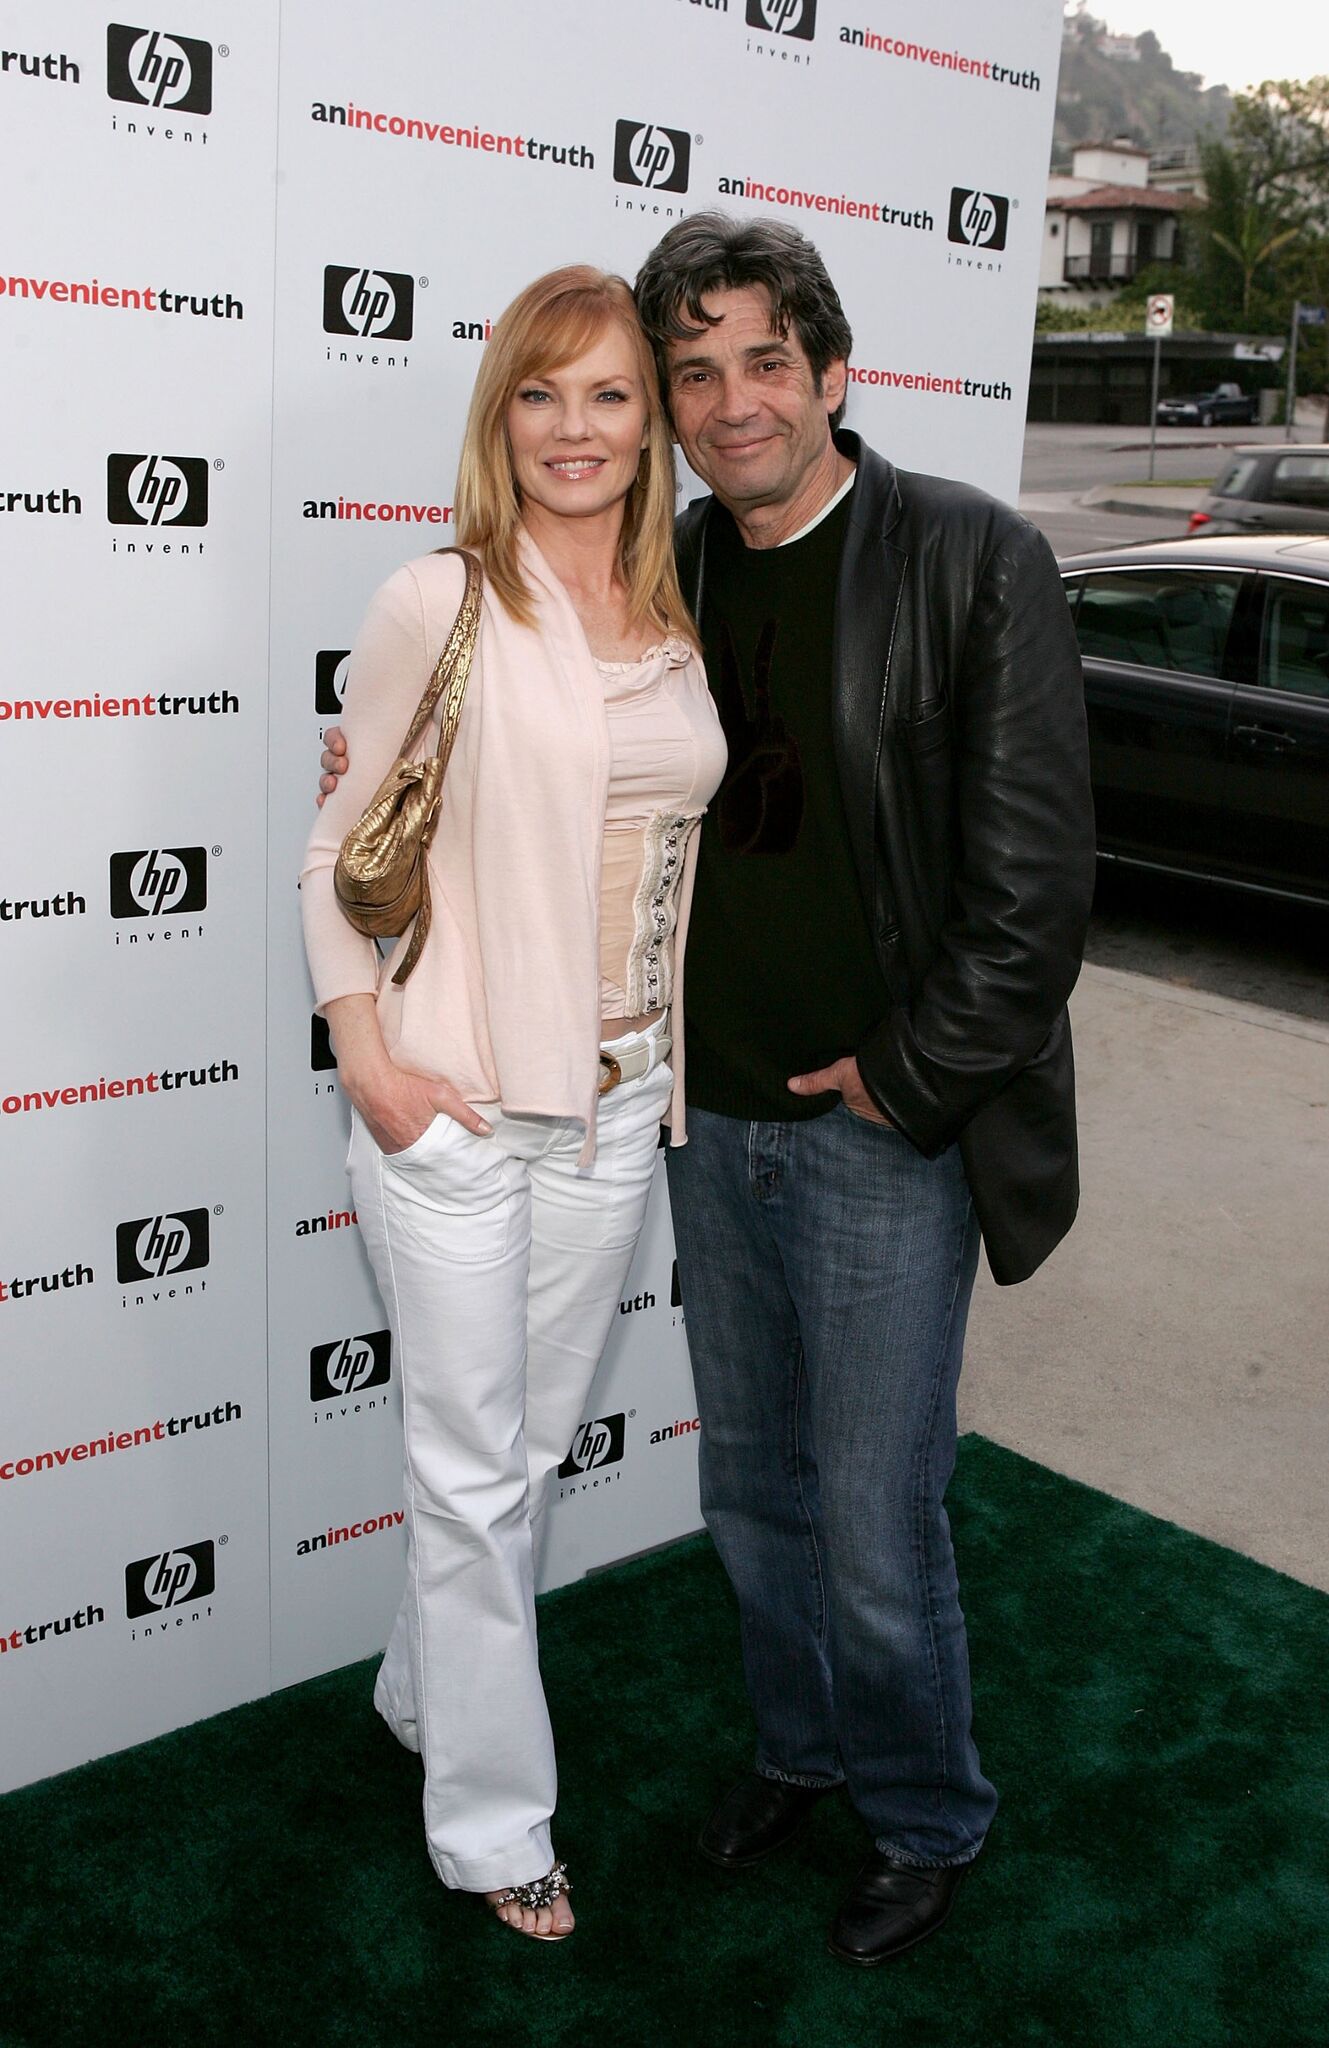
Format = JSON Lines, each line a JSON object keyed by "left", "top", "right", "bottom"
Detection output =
{"left": 2, "top": 1437, "right": 1325, "bottom": 2048}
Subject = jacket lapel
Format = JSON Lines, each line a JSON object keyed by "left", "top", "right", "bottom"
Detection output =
{"left": 675, "top": 497, "right": 712, "bottom": 619}
{"left": 831, "top": 433, "right": 906, "bottom": 935}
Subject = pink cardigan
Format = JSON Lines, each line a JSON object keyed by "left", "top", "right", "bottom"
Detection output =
{"left": 300, "top": 536, "right": 718, "bottom": 1161}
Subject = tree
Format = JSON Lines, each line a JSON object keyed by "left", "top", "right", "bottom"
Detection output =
{"left": 1223, "top": 80, "right": 1329, "bottom": 417}
{"left": 1229, "top": 76, "right": 1329, "bottom": 232}
{"left": 1191, "top": 137, "right": 1302, "bottom": 330}
{"left": 1208, "top": 216, "right": 1301, "bottom": 323}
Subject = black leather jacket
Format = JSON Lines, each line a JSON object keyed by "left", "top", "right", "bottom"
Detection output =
{"left": 675, "top": 431, "right": 1095, "bottom": 1285}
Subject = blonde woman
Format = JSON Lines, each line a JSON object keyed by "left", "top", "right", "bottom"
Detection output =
{"left": 302, "top": 269, "right": 725, "bottom": 1940}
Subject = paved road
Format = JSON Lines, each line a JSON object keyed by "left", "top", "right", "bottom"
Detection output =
{"left": 1017, "top": 418, "right": 1327, "bottom": 557}
{"left": 1014, "top": 421, "right": 1328, "bottom": 1019}
{"left": 1019, "top": 492, "right": 1192, "bottom": 557}
{"left": 1086, "top": 865, "right": 1327, "bottom": 1025}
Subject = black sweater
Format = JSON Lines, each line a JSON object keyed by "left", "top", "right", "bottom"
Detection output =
{"left": 684, "top": 486, "right": 890, "bottom": 1122}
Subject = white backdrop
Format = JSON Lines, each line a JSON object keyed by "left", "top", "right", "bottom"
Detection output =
{"left": 1, "top": 0, "right": 1062, "bottom": 1790}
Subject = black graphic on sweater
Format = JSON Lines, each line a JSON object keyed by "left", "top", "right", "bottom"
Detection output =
{"left": 713, "top": 619, "right": 804, "bottom": 855}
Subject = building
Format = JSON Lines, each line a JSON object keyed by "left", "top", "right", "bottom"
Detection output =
{"left": 1041, "top": 142, "right": 1202, "bottom": 306}
{"left": 1146, "top": 144, "right": 1205, "bottom": 197}
{"left": 1028, "top": 331, "right": 1283, "bottom": 425}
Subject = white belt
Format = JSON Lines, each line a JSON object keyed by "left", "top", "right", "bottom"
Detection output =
{"left": 599, "top": 1032, "right": 672, "bottom": 1095}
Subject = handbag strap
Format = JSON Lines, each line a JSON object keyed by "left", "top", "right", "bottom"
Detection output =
{"left": 396, "top": 546, "right": 483, "bottom": 767}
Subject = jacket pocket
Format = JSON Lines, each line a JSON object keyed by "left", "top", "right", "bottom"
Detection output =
{"left": 896, "top": 699, "right": 951, "bottom": 756}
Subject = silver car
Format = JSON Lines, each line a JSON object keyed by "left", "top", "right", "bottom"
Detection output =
{"left": 1190, "top": 445, "right": 1329, "bottom": 536}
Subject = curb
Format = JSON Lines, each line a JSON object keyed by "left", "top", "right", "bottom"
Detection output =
{"left": 1079, "top": 485, "right": 1204, "bottom": 520}
{"left": 1077, "top": 961, "right": 1329, "bottom": 1048}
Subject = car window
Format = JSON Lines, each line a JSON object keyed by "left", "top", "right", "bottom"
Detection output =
{"left": 1266, "top": 455, "right": 1329, "bottom": 509}
{"left": 1073, "top": 570, "right": 1241, "bottom": 677}
{"left": 1062, "top": 576, "right": 1082, "bottom": 618}
{"left": 1216, "top": 456, "right": 1260, "bottom": 500}
{"left": 1259, "top": 579, "right": 1329, "bottom": 699}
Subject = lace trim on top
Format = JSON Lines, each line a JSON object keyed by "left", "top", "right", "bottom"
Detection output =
{"left": 621, "top": 811, "right": 701, "bottom": 1015}
{"left": 592, "top": 635, "right": 692, "bottom": 676}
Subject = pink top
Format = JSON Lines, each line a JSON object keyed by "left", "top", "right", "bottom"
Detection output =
{"left": 597, "top": 638, "right": 728, "bottom": 1018}
{"left": 300, "top": 538, "right": 725, "bottom": 1162}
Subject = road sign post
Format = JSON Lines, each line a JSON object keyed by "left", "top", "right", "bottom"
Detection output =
{"left": 1287, "top": 302, "right": 1327, "bottom": 439}
{"left": 1145, "top": 295, "right": 1173, "bottom": 480}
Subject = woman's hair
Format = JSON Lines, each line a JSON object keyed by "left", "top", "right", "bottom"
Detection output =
{"left": 634, "top": 213, "right": 854, "bottom": 430}
{"left": 454, "top": 266, "right": 695, "bottom": 640}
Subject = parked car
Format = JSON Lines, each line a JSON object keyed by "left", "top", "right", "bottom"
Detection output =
{"left": 1060, "top": 535, "right": 1329, "bottom": 906}
{"left": 1155, "top": 382, "right": 1258, "bottom": 428}
{"left": 1188, "top": 444, "right": 1329, "bottom": 537}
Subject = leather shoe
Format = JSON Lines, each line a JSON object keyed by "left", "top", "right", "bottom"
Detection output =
{"left": 828, "top": 1848, "right": 977, "bottom": 1964}
{"left": 697, "top": 1772, "right": 831, "bottom": 1870}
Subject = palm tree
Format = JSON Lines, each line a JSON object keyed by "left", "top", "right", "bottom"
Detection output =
{"left": 1198, "top": 139, "right": 1301, "bottom": 324}
{"left": 1209, "top": 216, "right": 1302, "bottom": 320}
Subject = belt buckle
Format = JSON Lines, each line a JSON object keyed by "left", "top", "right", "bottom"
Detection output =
{"left": 598, "top": 1052, "right": 623, "bottom": 1096}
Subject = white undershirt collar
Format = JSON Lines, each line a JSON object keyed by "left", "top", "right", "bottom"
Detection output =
{"left": 775, "top": 467, "right": 857, "bottom": 547}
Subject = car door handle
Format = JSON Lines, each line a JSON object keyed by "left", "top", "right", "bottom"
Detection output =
{"left": 1234, "top": 723, "right": 1299, "bottom": 752}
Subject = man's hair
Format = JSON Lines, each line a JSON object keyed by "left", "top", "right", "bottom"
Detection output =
{"left": 634, "top": 213, "right": 854, "bottom": 430}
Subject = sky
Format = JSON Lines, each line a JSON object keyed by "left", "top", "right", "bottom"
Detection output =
{"left": 1075, "top": 0, "right": 1324, "bottom": 95}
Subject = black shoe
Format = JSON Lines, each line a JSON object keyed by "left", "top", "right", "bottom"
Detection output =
{"left": 697, "top": 1772, "right": 831, "bottom": 1870}
{"left": 827, "top": 1848, "right": 978, "bottom": 1965}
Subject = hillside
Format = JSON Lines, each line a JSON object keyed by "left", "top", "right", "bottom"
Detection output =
{"left": 1054, "top": 8, "right": 1230, "bottom": 165}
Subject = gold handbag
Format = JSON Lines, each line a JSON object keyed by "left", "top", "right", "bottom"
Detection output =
{"left": 333, "top": 546, "right": 482, "bottom": 987}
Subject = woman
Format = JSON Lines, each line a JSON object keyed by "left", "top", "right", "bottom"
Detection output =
{"left": 302, "top": 268, "right": 726, "bottom": 1940}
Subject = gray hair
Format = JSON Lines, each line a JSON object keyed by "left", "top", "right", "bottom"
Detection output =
{"left": 634, "top": 212, "right": 854, "bottom": 429}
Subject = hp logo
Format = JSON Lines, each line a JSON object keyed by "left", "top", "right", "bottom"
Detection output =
{"left": 107, "top": 25, "right": 213, "bottom": 113}
{"left": 116, "top": 1208, "right": 211, "bottom": 1283}
{"left": 109, "top": 847, "right": 207, "bottom": 918}
{"left": 125, "top": 1540, "right": 216, "bottom": 1617}
{"left": 746, "top": 0, "right": 816, "bottom": 37}
{"left": 323, "top": 267, "right": 415, "bottom": 341}
{"left": 948, "top": 188, "right": 1010, "bottom": 251}
{"left": 613, "top": 121, "right": 691, "bottom": 195}
{"left": 107, "top": 454, "right": 209, "bottom": 528}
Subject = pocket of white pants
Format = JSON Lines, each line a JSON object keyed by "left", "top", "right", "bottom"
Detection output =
{"left": 380, "top": 1112, "right": 450, "bottom": 1167}
{"left": 592, "top": 1060, "right": 672, "bottom": 1249}
{"left": 378, "top": 1112, "right": 510, "bottom": 1263}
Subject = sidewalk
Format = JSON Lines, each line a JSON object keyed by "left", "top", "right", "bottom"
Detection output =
{"left": 1079, "top": 480, "right": 1205, "bottom": 519}
{"left": 960, "top": 961, "right": 1329, "bottom": 1590}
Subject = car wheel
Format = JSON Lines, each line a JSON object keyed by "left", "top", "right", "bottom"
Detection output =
{"left": 1200, "top": 411, "right": 1215, "bottom": 427}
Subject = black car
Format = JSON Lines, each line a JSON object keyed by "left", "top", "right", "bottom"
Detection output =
{"left": 1061, "top": 536, "right": 1329, "bottom": 907}
{"left": 1189, "top": 444, "right": 1329, "bottom": 537}
{"left": 1155, "top": 382, "right": 1258, "bottom": 428}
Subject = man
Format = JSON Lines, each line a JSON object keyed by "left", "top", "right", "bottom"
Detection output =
{"left": 321, "top": 216, "right": 1095, "bottom": 1965}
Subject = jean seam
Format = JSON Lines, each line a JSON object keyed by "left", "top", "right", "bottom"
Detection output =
{"left": 742, "top": 1117, "right": 837, "bottom": 1779}
{"left": 789, "top": 1337, "right": 830, "bottom": 1659}
{"left": 757, "top": 1766, "right": 844, "bottom": 1790}
{"left": 911, "top": 1191, "right": 980, "bottom": 1846}
{"left": 870, "top": 1839, "right": 984, "bottom": 1872}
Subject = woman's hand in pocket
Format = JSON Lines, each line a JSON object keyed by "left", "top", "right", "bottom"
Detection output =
{"left": 355, "top": 1065, "right": 493, "bottom": 1155}
{"left": 323, "top": 993, "right": 492, "bottom": 1153}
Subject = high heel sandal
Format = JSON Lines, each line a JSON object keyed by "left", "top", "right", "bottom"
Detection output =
{"left": 489, "top": 1862, "right": 573, "bottom": 1942}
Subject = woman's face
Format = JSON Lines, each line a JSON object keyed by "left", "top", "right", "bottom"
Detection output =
{"left": 505, "top": 324, "right": 651, "bottom": 527}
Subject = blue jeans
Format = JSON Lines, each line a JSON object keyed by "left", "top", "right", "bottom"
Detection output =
{"left": 666, "top": 1103, "right": 995, "bottom": 1867}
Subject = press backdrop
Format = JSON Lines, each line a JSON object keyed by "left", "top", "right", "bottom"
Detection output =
{"left": 1, "top": 0, "right": 1062, "bottom": 1790}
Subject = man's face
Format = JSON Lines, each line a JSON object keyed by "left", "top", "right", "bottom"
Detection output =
{"left": 662, "top": 285, "right": 846, "bottom": 515}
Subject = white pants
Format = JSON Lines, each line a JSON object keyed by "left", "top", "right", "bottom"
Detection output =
{"left": 348, "top": 1018, "right": 671, "bottom": 1892}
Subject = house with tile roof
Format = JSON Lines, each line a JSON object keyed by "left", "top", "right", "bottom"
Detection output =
{"left": 1041, "top": 142, "right": 1202, "bottom": 305}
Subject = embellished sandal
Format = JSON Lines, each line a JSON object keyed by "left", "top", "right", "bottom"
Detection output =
{"left": 489, "top": 1862, "right": 573, "bottom": 1942}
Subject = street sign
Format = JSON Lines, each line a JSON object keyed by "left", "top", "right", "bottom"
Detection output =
{"left": 1146, "top": 294, "right": 1174, "bottom": 337}
{"left": 1295, "top": 302, "right": 1327, "bottom": 327}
